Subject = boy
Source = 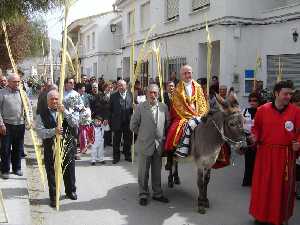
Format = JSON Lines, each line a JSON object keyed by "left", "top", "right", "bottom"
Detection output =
{"left": 90, "top": 116, "right": 109, "bottom": 165}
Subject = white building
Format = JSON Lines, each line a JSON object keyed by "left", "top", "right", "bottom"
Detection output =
{"left": 68, "top": 11, "right": 123, "bottom": 81}
{"left": 18, "top": 38, "right": 61, "bottom": 82}
{"left": 115, "top": 0, "right": 300, "bottom": 101}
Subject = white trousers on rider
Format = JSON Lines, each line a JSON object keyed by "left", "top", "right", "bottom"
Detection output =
{"left": 175, "top": 116, "right": 202, "bottom": 157}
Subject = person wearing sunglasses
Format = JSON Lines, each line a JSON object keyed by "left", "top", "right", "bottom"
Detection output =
{"left": 241, "top": 92, "right": 261, "bottom": 187}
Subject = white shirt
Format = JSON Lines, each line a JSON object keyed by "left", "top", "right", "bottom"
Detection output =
{"left": 119, "top": 91, "right": 127, "bottom": 100}
{"left": 184, "top": 81, "right": 193, "bottom": 97}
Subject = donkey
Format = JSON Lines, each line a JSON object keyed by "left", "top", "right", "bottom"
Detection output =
{"left": 190, "top": 95, "right": 247, "bottom": 214}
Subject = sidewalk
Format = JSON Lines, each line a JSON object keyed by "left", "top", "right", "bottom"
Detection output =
{"left": 0, "top": 158, "right": 32, "bottom": 225}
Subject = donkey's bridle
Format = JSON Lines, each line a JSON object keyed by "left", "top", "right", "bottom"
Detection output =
{"left": 211, "top": 119, "right": 244, "bottom": 147}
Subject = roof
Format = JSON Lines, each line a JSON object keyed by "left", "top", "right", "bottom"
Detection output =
{"left": 67, "top": 11, "right": 116, "bottom": 32}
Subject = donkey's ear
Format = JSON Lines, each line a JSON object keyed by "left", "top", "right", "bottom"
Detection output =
{"left": 227, "top": 92, "right": 239, "bottom": 108}
{"left": 215, "top": 94, "right": 229, "bottom": 110}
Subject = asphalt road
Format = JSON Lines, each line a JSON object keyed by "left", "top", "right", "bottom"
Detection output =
{"left": 27, "top": 145, "right": 300, "bottom": 225}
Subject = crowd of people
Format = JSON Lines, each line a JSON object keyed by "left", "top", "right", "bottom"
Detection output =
{"left": 0, "top": 65, "right": 300, "bottom": 225}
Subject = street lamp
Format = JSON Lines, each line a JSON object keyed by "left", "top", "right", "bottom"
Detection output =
{"left": 110, "top": 24, "right": 117, "bottom": 33}
{"left": 292, "top": 29, "right": 299, "bottom": 42}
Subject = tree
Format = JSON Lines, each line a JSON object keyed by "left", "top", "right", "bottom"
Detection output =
{"left": 0, "top": 0, "right": 62, "bottom": 21}
{"left": 0, "top": 17, "right": 31, "bottom": 71}
{"left": 0, "top": 17, "right": 49, "bottom": 71}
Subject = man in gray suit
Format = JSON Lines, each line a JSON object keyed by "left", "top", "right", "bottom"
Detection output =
{"left": 130, "top": 84, "right": 170, "bottom": 206}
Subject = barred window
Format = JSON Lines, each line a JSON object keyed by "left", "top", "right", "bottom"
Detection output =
{"left": 166, "top": 0, "right": 179, "bottom": 21}
{"left": 192, "top": 0, "right": 210, "bottom": 11}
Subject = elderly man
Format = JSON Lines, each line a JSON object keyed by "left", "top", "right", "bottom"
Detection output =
{"left": 36, "top": 89, "right": 78, "bottom": 207}
{"left": 0, "top": 74, "right": 32, "bottom": 179}
{"left": 0, "top": 75, "right": 7, "bottom": 89}
{"left": 130, "top": 84, "right": 170, "bottom": 206}
{"left": 164, "top": 65, "right": 208, "bottom": 157}
{"left": 109, "top": 80, "right": 133, "bottom": 164}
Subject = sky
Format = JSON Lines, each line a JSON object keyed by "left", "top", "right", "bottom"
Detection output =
{"left": 46, "top": 0, "right": 116, "bottom": 40}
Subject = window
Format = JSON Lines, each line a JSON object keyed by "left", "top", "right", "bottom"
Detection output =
{"left": 192, "top": 0, "right": 210, "bottom": 12}
{"left": 87, "top": 35, "right": 90, "bottom": 50}
{"left": 93, "top": 62, "right": 97, "bottom": 75}
{"left": 166, "top": 0, "right": 179, "bottom": 21}
{"left": 141, "top": 2, "right": 150, "bottom": 30}
{"left": 92, "top": 32, "right": 95, "bottom": 49}
{"left": 128, "top": 10, "right": 135, "bottom": 34}
{"left": 244, "top": 69, "right": 255, "bottom": 94}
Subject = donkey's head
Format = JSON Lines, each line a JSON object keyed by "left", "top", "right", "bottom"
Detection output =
{"left": 215, "top": 93, "right": 247, "bottom": 149}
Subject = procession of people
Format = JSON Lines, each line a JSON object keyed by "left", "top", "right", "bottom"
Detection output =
{"left": 0, "top": 65, "right": 300, "bottom": 225}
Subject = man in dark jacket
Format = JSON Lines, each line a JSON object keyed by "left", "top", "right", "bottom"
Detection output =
{"left": 36, "top": 89, "right": 78, "bottom": 208}
{"left": 109, "top": 80, "right": 133, "bottom": 164}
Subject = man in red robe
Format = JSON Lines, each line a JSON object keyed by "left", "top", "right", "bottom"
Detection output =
{"left": 249, "top": 80, "right": 300, "bottom": 225}
{"left": 164, "top": 65, "right": 208, "bottom": 157}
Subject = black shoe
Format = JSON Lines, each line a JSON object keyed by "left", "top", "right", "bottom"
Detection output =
{"left": 21, "top": 153, "right": 27, "bottom": 158}
{"left": 91, "top": 162, "right": 96, "bottom": 166}
{"left": 112, "top": 159, "right": 120, "bottom": 164}
{"left": 152, "top": 196, "right": 169, "bottom": 203}
{"left": 50, "top": 200, "right": 56, "bottom": 208}
{"left": 173, "top": 176, "right": 181, "bottom": 185}
{"left": 139, "top": 198, "right": 148, "bottom": 206}
{"left": 100, "top": 161, "right": 106, "bottom": 165}
{"left": 66, "top": 192, "right": 77, "bottom": 200}
{"left": 13, "top": 170, "right": 23, "bottom": 176}
{"left": 125, "top": 157, "right": 132, "bottom": 162}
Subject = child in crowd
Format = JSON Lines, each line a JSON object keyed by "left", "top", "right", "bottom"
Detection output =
{"left": 90, "top": 116, "right": 110, "bottom": 165}
{"left": 79, "top": 106, "right": 92, "bottom": 154}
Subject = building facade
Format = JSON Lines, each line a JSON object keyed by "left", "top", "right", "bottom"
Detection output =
{"left": 68, "top": 11, "right": 123, "bottom": 81}
{"left": 115, "top": 0, "right": 300, "bottom": 102}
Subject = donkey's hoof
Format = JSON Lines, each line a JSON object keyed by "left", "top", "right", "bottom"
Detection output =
{"left": 174, "top": 176, "right": 181, "bottom": 185}
{"left": 168, "top": 180, "right": 174, "bottom": 188}
{"left": 198, "top": 206, "right": 206, "bottom": 214}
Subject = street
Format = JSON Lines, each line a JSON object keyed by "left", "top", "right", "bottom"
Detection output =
{"left": 26, "top": 138, "right": 300, "bottom": 225}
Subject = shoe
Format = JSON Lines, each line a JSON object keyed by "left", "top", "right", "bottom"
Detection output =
{"left": 152, "top": 196, "right": 169, "bottom": 203}
{"left": 75, "top": 155, "right": 81, "bottom": 160}
{"left": 125, "top": 158, "right": 132, "bottom": 162}
{"left": 91, "top": 162, "right": 96, "bottom": 166}
{"left": 139, "top": 198, "right": 148, "bottom": 206}
{"left": 112, "top": 159, "right": 120, "bottom": 164}
{"left": 2, "top": 173, "right": 9, "bottom": 179}
{"left": 13, "top": 170, "right": 23, "bottom": 176}
{"left": 50, "top": 200, "right": 56, "bottom": 208}
{"left": 100, "top": 161, "right": 106, "bottom": 165}
{"left": 21, "top": 153, "right": 27, "bottom": 158}
{"left": 66, "top": 192, "right": 77, "bottom": 200}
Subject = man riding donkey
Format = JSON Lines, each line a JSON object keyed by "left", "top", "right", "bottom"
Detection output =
{"left": 164, "top": 65, "right": 235, "bottom": 213}
{"left": 164, "top": 65, "right": 208, "bottom": 184}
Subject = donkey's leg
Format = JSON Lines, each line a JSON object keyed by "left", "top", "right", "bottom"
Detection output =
{"left": 197, "top": 168, "right": 210, "bottom": 214}
{"left": 167, "top": 155, "right": 174, "bottom": 188}
{"left": 173, "top": 161, "right": 181, "bottom": 185}
{"left": 203, "top": 169, "right": 211, "bottom": 208}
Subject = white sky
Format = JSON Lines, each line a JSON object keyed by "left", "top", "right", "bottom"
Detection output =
{"left": 46, "top": 0, "right": 115, "bottom": 40}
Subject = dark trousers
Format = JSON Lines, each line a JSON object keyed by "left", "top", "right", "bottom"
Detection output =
{"left": 104, "top": 131, "right": 112, "bottom": 147}
{"left": 1, "top": 124, "right": 25, "bottom": 173}
{"left": 113, "top": 124, "right": 132, "bottom": 161}
{"left": 242, "top": 147, "right": 256, "bottom": 186}
{"left": 44, "top": 141, "right": 76, "bottom": 200}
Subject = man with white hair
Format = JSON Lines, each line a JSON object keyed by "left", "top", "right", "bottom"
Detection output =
{"left": 0, "top": 74, "right": 32, "bottom": 179}
{"left": 109, "top": 79, "right": 133, "bottom": 164}
{"left": 36, "top": 89, "right": 78, "bottom": 207}
{"left": 130, "top": 84, "right": 170, "bottom": 206}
